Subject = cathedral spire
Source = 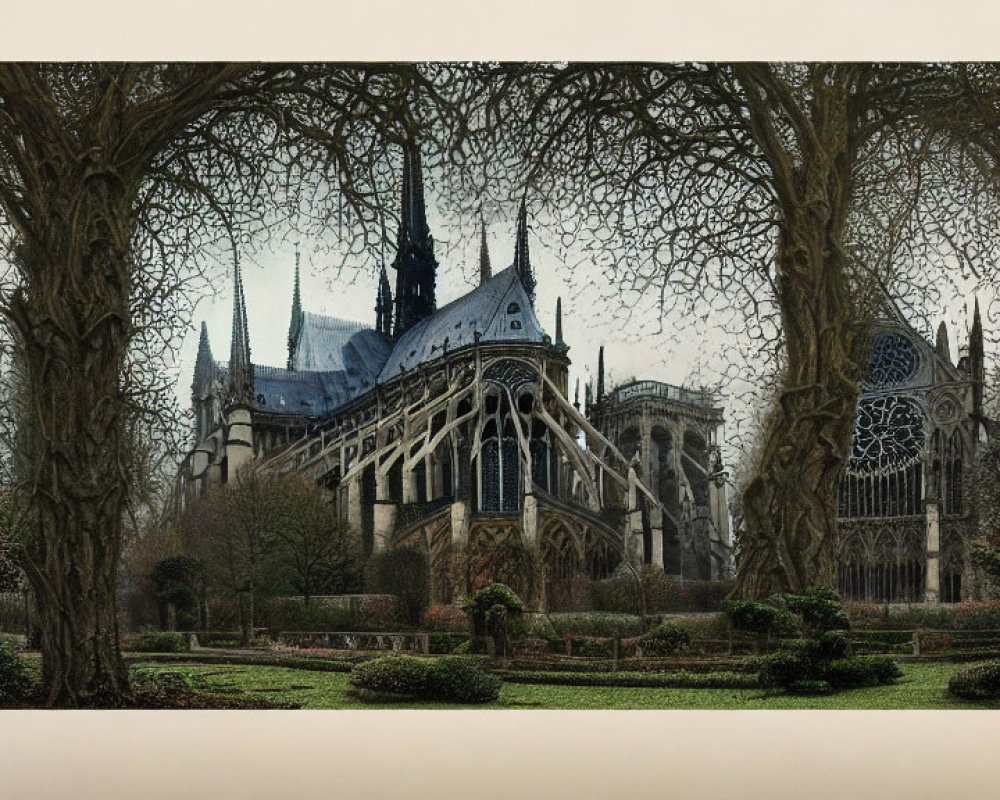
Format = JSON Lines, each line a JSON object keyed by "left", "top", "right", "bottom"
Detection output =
{"left": 971, "top": 296, "right": 984, "bottom": 438}
{"left": 596, "top": 345, "right": 605, "bottom": 402}
{"left": 574, "top": 377, "right": 580, "bottom": 410}
{"left": 513, "top": 198, "right": 535, "bottom": 305}
{"left": 194, "top": 321, "right": 214, "bottom": 387}
{"left": 376, "top": 261, "right": 393, "bottom": 339}
{"left": 479, "top": 214, "right": 491, "bottom": 285}
{"left": 936, "top": 320, "right": 951, "bottom": 364}
{"left": 392, "top": 141, "right": 437, "bottom": 338}
{"left": 228, "top": 255, "right": 253, "bottom": 408}
{"left": 555, "top": 296, "right": 564, "bottom": 347}
{"left": 287, "top": 247, "right": 304, "bottom": 369}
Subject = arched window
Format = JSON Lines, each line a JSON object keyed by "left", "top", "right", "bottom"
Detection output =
{"left": 510, "top": 320, "right": 522, "bottom": 330}
{"left": 479, "top": 412, "right": 522, "bottom": 513}
{"left": 944, "top": 430, "right": 963, "bottom": 516}
{"left": 530, "top": 425, "right": 550, "bottom": 492}
{"left": 507, "top": 302, "right": 521, "bottom": 314}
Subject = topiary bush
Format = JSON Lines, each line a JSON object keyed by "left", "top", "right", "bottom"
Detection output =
{"left": 948, "top": 660, "right": 1000, "bottom": 702}
{"left": 348, "top": 655, "right": 501, "bottom": 704}
{"left": 349, "top": 656, "right": 430, "bottom": 697}
{"left": 0, "top": 637, "right": 31, "bottom": 704}
{"left": 546, "top": 613, "right": 644, "bottom": 638}
{"left": 429, "top": 633, "right": 470, "bottom": 654}
{"left": 123, "top": 630, "right": 189, "bottom": 653}
{"left": 465, "top": 583, "right": 524, "bottom": 655}
{"left": 638, "top": 623, "right": 691, "bottom": 657}
{"left": 779, "top": 588, "right": 850, "bottom": 635}
{"left": 425, "top": 657, "right": 502, "bottom": 703}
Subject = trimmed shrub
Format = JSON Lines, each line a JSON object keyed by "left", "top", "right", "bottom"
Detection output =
{"left": 779, "top": 588, "right": 849, "bottom": 635}
{"left": 0, "top": 637, "right": 31, "bottom": 704}
{"left": 124, "top": 630, "right": 189, "bottom": 653}
{"left": 638, "top": 623, "right": 691, "bottom": 657}
{"left": 547, "top": 613, "right": 644, "bottom": 638}
{"left": 724, "top": 600, "right": 796, "bottom": 638}
{"left": 270, "top": 600, "right": 353, "bottom": 632}
{"left": 348, "top": 655, "right": 501, "bottom": 704}
{"left": 948, "top": 660, "right": 1000, "bottom": 702}
{"left": 425, "top": 657, "right": 502, "bottom": 703}
{"left": 429, "top": 633, "right": 469, "bottom": 654}
{"left": 787, "top": 680, "right": 834, "bottom": 695}
{"left": 466, "top": 584, "right": 524, "bottom": 654}
{"left": 823, "top": 657, "right": 901, "bottom": 688}
{"left": 349, "top": 656, "right": 430, "bottom": 697}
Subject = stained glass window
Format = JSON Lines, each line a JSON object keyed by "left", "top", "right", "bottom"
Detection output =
{"left": 864, "top": 332, "right": 919, "bottom": 390}
{"left": 847, "top": 395, "right": 924, "bottom": 475}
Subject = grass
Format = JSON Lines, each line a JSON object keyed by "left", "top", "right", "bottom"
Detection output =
{"left": 128, "top": 659, "right": 998, "bottom": 710}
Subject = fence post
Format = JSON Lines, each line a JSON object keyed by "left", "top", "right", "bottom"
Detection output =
{"left": 912, "top": 630, "right": 921, "bottom": 656}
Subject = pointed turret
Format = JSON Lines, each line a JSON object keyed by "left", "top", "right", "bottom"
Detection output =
{"left": 479, "top": 215, "right": 492, "bottom": 285}
{"left": 376, "top": 261, "right": 393, "bottom": 339}
{"left": 574, "top": 377, "right": 580, "bottom": 411}
{"left": 392, "top": 141, "right": 437, "bottom": 338}
{"left": 513, "top": 198, "right": 535, "bottom": 305}
{"left": 596, "top": 346, "right": 605, "bottom": 402}
{"left": 971, "top": 297, "right": 984, "bottom": 438}
{"left": 228, "top": 256, "right": 253, "bottom": 409}
{"left": 555, "top": 297, "right": 564, "bottom": 346}
{"left": 193, "top": 321, "right": 214, "bottom": 391}
{"left": 287, "top": 249, "right": 304, "bottom": 369}
{"left": 585, "top": 380, "right": 593, "bottom": 416}
{"left": 936, "top": 320, "right": 951, "bottom": 365}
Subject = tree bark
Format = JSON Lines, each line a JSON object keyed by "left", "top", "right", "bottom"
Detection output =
{"left": 732, "top": 66, "right": 863, "bottom": 599}
{"left": 733, "top": 197, "right": 861, "bottom": 599}
{"left": 12, "top": 163, "right": 136, "bottom": 705}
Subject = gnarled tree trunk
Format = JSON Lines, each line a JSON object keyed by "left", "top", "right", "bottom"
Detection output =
{"left": 10, "top": 158, "right": 136, "bottom": 706}
{"left": 732, "top": 66, "right": 865, "bottom": 599}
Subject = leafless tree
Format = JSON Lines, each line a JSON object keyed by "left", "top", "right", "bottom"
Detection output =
{"left": 459, "top": 62, "right": 1000, "bottom": 599}
{"left": 0, "top": 63, "right": 467, "bottom": 705}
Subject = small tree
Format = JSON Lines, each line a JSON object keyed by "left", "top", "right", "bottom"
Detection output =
{"left": 270, "top": 476, "right": 362, "bottom": 606}
{"left": 149, "top": 555, "right": 203, "bottom": 631}
{"left": 365, "top": 547, "right": 430, "bottom": 627}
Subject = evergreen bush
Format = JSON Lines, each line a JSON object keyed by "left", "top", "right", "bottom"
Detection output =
{"left": 638, "top": 623, "right": 691, "bottom": 657}
{"left": 0, "top": 638, "right": 31, "bottom": 704}
{"left": 348, "top": 655, "right": 501, "bottom": 703}
{"left": 948, "top": 660, "right": 1000, "bottom": 702}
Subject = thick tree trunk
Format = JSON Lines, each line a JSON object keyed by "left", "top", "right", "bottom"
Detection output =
{"left": 733, "top": 219, "right": 862, "bottom": 599}
{"left": 730, "top": 65, "right": 866, "bottom": 600}
{"left": 11, "top": 165, "right": 136, "bottom": 706}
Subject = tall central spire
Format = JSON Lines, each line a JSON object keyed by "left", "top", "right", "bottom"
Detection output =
{"left": 392, "top": 140, "right": 438, "bottom": 338}
{"left": 287, "top": 247, "right": 304, "bottom": 369}
{"left": 514, "top": 198, "right": 535, "bottom": 305}
{"left": 479, "top": 214, "right": 491, "bottom": 285}
{"left": 228, "top": 254, "right": 253, "bottom": 408}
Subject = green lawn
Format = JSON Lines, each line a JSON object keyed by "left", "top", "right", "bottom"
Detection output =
{"left": 129, "top": 660, "right": 998, "bottom": 710}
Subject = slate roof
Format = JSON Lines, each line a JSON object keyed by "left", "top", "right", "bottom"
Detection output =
{"left": 213, "top": 266, "right": 547, "bottom": 421}
{"left": 291, "top": 312, "right": 390, "bottom": 376}
{"left": 378, "top": 266, "right": 547, "bottom": 382}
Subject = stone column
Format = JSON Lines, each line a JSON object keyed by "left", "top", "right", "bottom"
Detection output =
{"left": 649, "top": 506, "right": 664, "bottom": 570}
{"left": 522, "top": 492, "right": 540, "bottom": 547}
{"left": 225, "top": 406, "right": 254, "bottom": 478}
{"left": 925, "top": 501, "right": 940, "bottom": 602}
{"left": 402, "top": 463, "right": 418, "bottom": 504}
{"left": 372, "top": 467, "right": 397, "bottom": 553}
{"left": 626, "top": 461, "right": 644, "bottom": 568}
{"left": 347, "top": 473, "right": 363, "bottom": 534}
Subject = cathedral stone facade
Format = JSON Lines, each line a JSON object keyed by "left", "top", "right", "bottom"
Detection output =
{"left": 182, "top": 144, "right": 733, "bottom": 610}
{"left": 835, "top": 305, "right": 984, "bottom": 604}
